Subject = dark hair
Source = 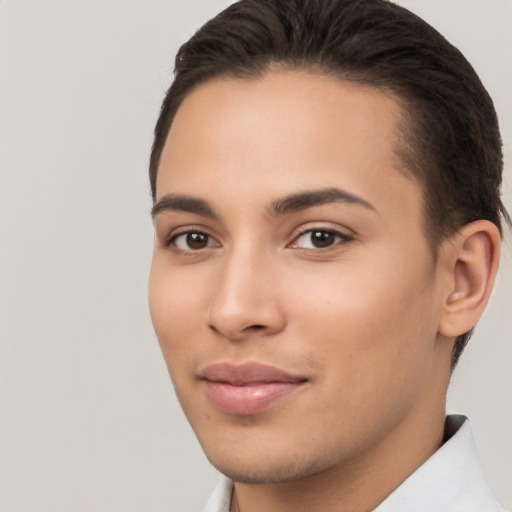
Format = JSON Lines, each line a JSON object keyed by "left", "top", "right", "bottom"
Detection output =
{"left": 149, "top": 0, "right": 509, "bottom": 366}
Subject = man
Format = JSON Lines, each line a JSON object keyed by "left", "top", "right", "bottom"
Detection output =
{"left": 148, "top": 0, "right": 509, "bottom": 510}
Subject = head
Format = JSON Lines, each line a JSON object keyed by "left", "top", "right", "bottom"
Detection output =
{"left": 149, "top": 0, "right": 508, "bottom": 368}
{"left": 148, "top": 0, "right": 507, "bottom": 491}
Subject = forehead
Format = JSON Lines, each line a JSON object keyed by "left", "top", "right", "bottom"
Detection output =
{"left": 157, "top": 70, "right": 421, "bottom": 224}
{"left": 164, "top": 70, "right": 406, "bottom": 169}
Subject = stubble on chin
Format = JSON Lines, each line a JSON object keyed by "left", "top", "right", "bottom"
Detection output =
{"left": 206, "top": 452, "right": 329, "bottom": 485}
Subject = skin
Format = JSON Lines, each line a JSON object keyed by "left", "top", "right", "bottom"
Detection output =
{"left": 149, "top": 71, "right": 500, "bottom": 512}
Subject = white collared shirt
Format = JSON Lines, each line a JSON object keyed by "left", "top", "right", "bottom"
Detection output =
{"left": 202, "top": 415, "right": 506, "bottom": 512}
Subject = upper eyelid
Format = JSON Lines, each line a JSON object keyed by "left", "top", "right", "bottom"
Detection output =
{"left": 292, "top": 228, "right": 353, "bottom": 240}
{"left": 159, "top": 223, "right": 218, "bottom": 240}
{"left": 295, "top": 226, "right": 350, "bottom": 236}
{"left": 290, "top": 223, "right": 355, "bottom": 240}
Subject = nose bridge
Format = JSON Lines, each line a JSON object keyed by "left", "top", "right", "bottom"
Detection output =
{"left": 207, "top": 237, "right": 284, "bottom": 339}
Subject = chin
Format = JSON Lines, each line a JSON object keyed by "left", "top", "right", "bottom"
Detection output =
{"left": 204, "top": 449, "right": 329, "bottom": 485}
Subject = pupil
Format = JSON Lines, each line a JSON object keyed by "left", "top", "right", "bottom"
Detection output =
{"left": 312, "top": 231, "right": 334, "bottom": 248}
{"left": 187, "top": 232, "right": 208, "bottom": 249}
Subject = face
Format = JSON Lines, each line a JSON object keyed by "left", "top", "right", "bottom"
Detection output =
{"left": 149, "top": 71, "right": 451, "bottom": 484}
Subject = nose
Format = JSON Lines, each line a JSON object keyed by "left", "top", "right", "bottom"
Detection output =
{"left": 206, "top": 248, "right": 286, "bottom": 341}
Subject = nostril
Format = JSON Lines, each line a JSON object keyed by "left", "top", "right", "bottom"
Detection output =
{"left": 208, "top": 323, "right": 265, "bottom": 337}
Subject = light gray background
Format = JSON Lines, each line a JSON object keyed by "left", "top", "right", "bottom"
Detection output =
{"left": 0, "top": 1, "right": 510, "bottom": 511}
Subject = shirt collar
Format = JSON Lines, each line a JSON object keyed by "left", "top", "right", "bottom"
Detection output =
{"left": 202, "top": 475, "right": 232, "bottom": 512}
{"left": 374, "top": 415, "right": 504, "bottom": 512}
{"left": 202, "top": 415, "right": 504, "bottom": 512}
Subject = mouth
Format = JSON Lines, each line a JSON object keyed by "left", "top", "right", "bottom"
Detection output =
{"left": 199, "top": 362, "right": 308, "bottom": 416}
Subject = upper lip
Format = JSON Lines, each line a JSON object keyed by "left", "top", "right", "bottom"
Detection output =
{"left": 199, "top": 362, "right": 307, "bottom": 385}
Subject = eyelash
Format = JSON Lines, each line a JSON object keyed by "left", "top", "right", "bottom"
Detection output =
{"left": 162, "top": 227, "right": 353, "bottom": 254}
{"left": 163, "top": 229, "right": 216, "bottom": 252}
{"left": 289, "top": 228, "right": 354, "bottom": 250}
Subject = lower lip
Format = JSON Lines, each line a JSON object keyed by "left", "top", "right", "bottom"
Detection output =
{"left": 204, "top": 381, "right": 304, "bottom": 415}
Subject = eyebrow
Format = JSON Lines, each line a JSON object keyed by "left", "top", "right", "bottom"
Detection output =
{"left": 151, "top": 187, "right": 376, "bottom": 220}
{"left": 267, "top": 187, "right": 376, "bottom": 216}
{"left": 151, "top": 194, "right": 218, "bottom": 219}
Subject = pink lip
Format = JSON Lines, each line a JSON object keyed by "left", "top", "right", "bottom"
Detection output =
{"left": 200, "top": 362, "right": 307, "bottom": 416}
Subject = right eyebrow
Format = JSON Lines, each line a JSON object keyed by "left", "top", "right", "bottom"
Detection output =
{"left": 151, "top": 194, "right": 218, "bottom": 220}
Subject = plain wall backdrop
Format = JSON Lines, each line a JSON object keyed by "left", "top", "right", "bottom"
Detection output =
{"left": 0, "top": 1, "right": 510, "bottom": 511}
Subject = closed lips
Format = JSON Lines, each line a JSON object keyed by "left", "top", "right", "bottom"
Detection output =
{"left": 200, "top": 362, "right": 308, "bottom": 415}
{"left": 200, "top": 361, "right": 307, "bottom": 384}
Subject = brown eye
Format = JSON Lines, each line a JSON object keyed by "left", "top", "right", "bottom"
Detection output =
{"left": 310, "top": 231, "right": 336, "bottom": 248}
{"left": 172, "top": 231, "right": 217, "bottom": 251}
{"left": 186, "top": 232, "right": 209, "bottom": 249}
{"left": 291, "top": 229, "right": 351, "bottom": 249}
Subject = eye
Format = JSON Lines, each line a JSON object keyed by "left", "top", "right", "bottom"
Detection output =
{"left": 170, "top": 231, "right": 219, "bottom": 251}
{"left": 291, "top": 229, "right": 351, "bottom": 249}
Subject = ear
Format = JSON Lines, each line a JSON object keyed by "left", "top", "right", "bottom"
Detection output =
{"left": 438, "top": 220, "right": 501, "bottom": 338}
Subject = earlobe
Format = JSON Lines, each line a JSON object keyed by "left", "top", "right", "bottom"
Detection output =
{"left": 438, "top": 220, "right": 501, "bottom": 338}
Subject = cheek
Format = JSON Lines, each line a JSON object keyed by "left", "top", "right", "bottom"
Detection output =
{"left": 148, "top": 257, "right": 206, "bottom": 373}
{"left": 286, "top": 253, "right": 438, "bottom": 388}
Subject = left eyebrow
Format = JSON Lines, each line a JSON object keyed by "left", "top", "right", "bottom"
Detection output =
{"left": 267, "top": 187, "right": 376, "bottom": 216}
